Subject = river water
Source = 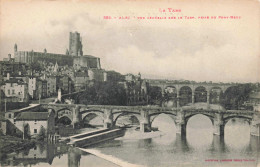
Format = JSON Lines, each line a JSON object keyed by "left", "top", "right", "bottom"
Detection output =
{"left": 2, "top": 114, "right": 260, "bottom": 167}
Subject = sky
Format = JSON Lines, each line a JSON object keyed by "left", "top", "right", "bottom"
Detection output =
{"left": 0, "top": 0, "right": 259, "bottom": 83}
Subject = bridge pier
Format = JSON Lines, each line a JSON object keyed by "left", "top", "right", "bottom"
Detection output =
{"left": 140, "top": 110, "right": 151, "bottom": 133}
{"left": 176, "top": 122, "right": 187, "bottom": 137}
{"left": 191, "top": 91, "right": 195, "bottom": 104}
{"left": 72, "top": 105, "right": 81, "bottom": 129}
{"left": 104, "top": 109, "right": 113, "bottom": 129}
{"left": 207, "top": 91, "right": 210, "bottom": 108}
{"left": 213, "top": 123, "right": 224, "bottom": 136}
{"left": 250, "top": 113, "right": 260, "bottom": 136}
{"left": 213, "top": 114, "right": 224, "bottom": 136}
{"left": 212, "top": 135, "right": 225, "bottom": 152}
{"left": 177, "top": 91, "right": 180, "bottom": 108}
{"left": 176, "top": 110, "right": 186, "bottom": 137}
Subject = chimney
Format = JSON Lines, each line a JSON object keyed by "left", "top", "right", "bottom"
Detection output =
{"left": 7, "top": 73, "right": 10, "bottom": 80}
{"left": 58, "top": 88, "right": 62, "bottom": 102}
{"left": 19, "top": 71, "right": 21, "bottom": 75}
{"left": 103, "top": 72, "right": 107, "bottom": 82}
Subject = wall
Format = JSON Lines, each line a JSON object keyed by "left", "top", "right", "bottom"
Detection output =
{"left": 14, "top": 51, "right": 74, "bottom": 66}
{"left": 88, "top": 69, "right": 105, "bottom": 81}
{"left": 46, "top": 76, "right": 57, "bottom": 97}
{"left": 2, "top": 82, "right": 28, "bottom": 102}
{"left": 14, "top": 120, "right": 48, "bottom": 138}
{"left": 28, "top": 77, "right": 36, "bottom": 98}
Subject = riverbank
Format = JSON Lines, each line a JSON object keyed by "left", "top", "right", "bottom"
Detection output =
{"left": 0, "top": 135, "right": 36, "bottom": 160}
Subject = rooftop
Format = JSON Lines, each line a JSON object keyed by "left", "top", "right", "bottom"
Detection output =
{"left": 15, "top": 112, "right": 50, "bottom": 120}
{"left": 83, "top": 55, "right": 98, "bottom": 59}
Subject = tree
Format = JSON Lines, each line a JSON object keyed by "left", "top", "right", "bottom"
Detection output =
{"left": 30, "top": 61, "right": 43, "bottom": 74}
{"left": 221, "top": 84, "right": 253, "bottom": 110}
{"left": 147, "top": 86, "right": 163, "bottom": 105}
{"left": 77, "top": 81, "right": 127, "bottom": 105}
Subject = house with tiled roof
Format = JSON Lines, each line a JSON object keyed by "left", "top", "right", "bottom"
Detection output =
{"left": 0, "top": 75, "right": 29, "bottom": 102}
{"left": 14, "top": 111, "right": 55, "bottom": 139}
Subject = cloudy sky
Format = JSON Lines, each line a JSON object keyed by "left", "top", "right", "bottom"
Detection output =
{"left": 0, "top": 0, "right": 259, "bottom": 83}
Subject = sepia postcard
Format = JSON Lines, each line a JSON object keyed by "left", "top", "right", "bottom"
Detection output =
{"left": 0, "top": 0, "right": 260, "bottom": 167}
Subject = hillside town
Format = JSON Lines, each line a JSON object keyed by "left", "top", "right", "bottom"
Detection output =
{"left": 0, "top": 32, "right": 260, "bottom": 166}
{"left": 0, "top": 32, "right": 152, "bottom": 109}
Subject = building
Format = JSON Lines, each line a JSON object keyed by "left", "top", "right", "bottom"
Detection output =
{"left": 69, "top": 31, "right": 83, "bottom": 56}
{"left": 124, "top": 73, "right": 148, "bottom": 105}
{"left": 41, "top": 79, "right": 47, "bottom": 98}
{"left": 88, "top": 69, "right": 106, "bottom": 82}
{"left": 73, "top": 72, "right": 89, "bottom": 91}
{"left": 28, "top": 76, "right": 37, "bottom": 99}
{"left": 14, "top": 32, "right": 101, "bottom": 70}
{"left": 57, "top": 75, "right": 72, "bottom": 94}
{"left": 0, "top": 55, "right": 28, "bottom": 76}
{"left": 14, "top": 112, "right": 55, "bottom": 138}
{"left": 43, "top": 75, "right": 57, "bottom": 97}
{"left": 1, "top": 78, "right": 29, "bottom": 102}
{"left": 73, "top": 55, "right": 101, "bottom": 70}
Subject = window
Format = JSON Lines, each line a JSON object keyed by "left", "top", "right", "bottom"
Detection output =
{"left": 34, "top": 129, "right": 37, "bottom": 133}
{"left": 8, "top": 114, "right": 11, "bottom": 118}
{"left": 8, "top": 90, "right": 10, "bottom": 95}
{"left": 12, "top": 90, "right": 15, "bottom": 94}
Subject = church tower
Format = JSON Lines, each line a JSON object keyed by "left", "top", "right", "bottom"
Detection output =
{"left": 69, "top": 32, "right": 83, "bottom": 56}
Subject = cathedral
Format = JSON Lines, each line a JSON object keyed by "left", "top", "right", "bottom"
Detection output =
{"left": 14, "top": 32, "right": 101, "bottom": 70}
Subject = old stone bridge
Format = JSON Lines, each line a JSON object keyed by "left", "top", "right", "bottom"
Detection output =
{"left": 147, "top": 80, "right": 236, "bottom": 107}
{"left": 41, "top": 103, "right": 260, "bottom": 137}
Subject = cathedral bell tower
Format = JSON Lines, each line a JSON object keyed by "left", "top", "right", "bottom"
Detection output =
{"left": 69, "top": 32, "right": 83, "bottom": 56}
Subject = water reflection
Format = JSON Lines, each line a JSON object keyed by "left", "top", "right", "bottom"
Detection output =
{"left": 1, "top": 143, "right": 69, "bottom": 166}
{"left": 1, "top": 115, "right": 260, "bottom": 167}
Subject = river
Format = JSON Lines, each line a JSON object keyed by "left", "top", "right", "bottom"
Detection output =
{"left": 1, "top": 114, "right": 259, "bottom": 167}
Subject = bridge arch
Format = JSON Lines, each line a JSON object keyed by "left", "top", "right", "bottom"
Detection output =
{"left": 179, "top": 86, "right": 192, "bottom": 107}
{"left": 179, "top": 85, "right": 193, "bottom": 93}
{"left": 209, "top": 87, "right": 223, "bottom": 104}
{"left": 185, "top": 113, "right": 214, "bottom": 126}
{"left": 163, "top": 86, "right": 178, "bottom": 107}
{"left": 80, "top": 109, "right": 104, "bottom": 115}
{"left": 82, "top": 112, "right": 104, "bottom": 127}
{"left": 223, "top": 115, "right": 252, "bottom": 126}
{"left": 56, "top": 108, "right": 73, "bottom": 122}
{"left": 149, "top": 112, "right": 177, "bottom": 125}
{"left": 57, "top": 108, "right": 73, "bottom": 114}
{"left": 194, "top": 86, "right": 207, "bottom": 103}
{"left": 57, "top": 116, "right": 72, "bottom": 125}
{"left": 113, "top": 111, "right": 141, "bottom": 127}
{"left": 164, "top": 86, "right": 178, "bottom": 95}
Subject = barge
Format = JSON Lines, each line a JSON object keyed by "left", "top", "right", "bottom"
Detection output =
{"left": 68, "top": 128, "right": 125, "bottom": 147}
